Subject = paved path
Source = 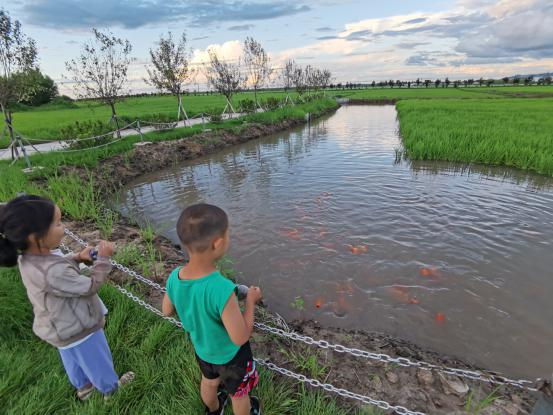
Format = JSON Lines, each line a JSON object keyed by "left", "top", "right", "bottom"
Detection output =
{"left": 0, "top": 112, "right": 246, "bottom": 161}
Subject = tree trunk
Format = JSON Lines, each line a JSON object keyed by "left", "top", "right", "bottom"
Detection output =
{"left": 254, "top": 87, "right": 258, "bottom": 110}
{"left": 1, "top": 103, "right": 17, "bottom": 160}
{"left": 177, "top": 94, "right": 182, "bottom": 121}
{"left": 109, "top": 102, "right": 121, "bottom": 138}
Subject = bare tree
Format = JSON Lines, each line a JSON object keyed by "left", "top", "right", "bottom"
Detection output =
{"left": 280, "top": 59, "right": 296, "bottom": 105}
{"left": 205, "top": 49, "right": 243, "bottom": 116}
{"left": 0, "top": 9, "right": 37, "bottom": 157}
{"left": 319, "top": 68, "right": 332, "bottom": 94}
{"left": 304, "top": 65, "right": 316, "bottom": 94}
{"left": 292, "top": 65, "right": 307, "bottom": 96}
{"left": 243, "top": 37, "right": 272, "bottom": 109}
{"left": 65, "top": 28, "right": 133, "bottom": 136}
{"left": 145, "top": 31, "right": 193, "bottom": 122}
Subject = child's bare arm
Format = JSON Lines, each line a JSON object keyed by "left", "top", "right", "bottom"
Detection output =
{"left": 162, "top": 293, "right": 175, "bottom": 316}
{"left": 222, "top": 286, "right": 262, "bottom": 346}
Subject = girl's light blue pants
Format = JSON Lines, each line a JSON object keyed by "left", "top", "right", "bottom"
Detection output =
{"left": 58, "top": 329, "right": 119, "bottom": 394}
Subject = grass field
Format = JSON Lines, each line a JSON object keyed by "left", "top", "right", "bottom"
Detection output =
{"left": 397, "top": 98, "right": 553, "bottom": 176}
{"left": 0, "top": 91, "right": 297, "bottom": 143}
{"left": 1, "top": 267, "right": 375, "bottom": 415}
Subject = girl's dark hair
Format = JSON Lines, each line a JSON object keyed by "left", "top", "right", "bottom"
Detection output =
{"left": 0, "top": 195, "right": 56, "bottom": 267}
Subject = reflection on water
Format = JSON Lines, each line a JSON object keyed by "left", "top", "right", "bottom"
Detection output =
{"left": 115, "top": 105, "right": 553, "bottom": 379}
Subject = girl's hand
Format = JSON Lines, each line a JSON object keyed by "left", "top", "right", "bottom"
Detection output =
{"left": 97, "top": 241, "right": 115, "bottom": 258}
{"left": 77, "top": 246, "right": 94, "bottom": 263}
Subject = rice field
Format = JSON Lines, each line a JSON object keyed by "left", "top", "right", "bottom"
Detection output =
{"left": 397, "top": 98, "right": 553, "bottom": 176}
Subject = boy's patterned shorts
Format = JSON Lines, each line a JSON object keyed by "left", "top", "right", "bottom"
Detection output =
{"left": 195, "top": 342, "right": 259, "bottom": 397}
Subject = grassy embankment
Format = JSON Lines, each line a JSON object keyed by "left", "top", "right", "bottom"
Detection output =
{"left": 1, "top": 98, "right": 383, "bottom": 414}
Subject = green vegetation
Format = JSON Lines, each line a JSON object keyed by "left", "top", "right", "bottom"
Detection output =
{"left": 337, "top": 85, "right": 553, "bottom": 100}
{"left": 0, "top": 267, "right": 370, "bottom": 414}
{"left": 397, "top": 98, "right": 553, "bottom": 176}
{"left": 0, "top": 91, "right": 301, "bottom": 142}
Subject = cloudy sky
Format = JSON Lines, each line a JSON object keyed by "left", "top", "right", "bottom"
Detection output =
{"left": 2, "top": 0, "right": 553, "bottom": 94}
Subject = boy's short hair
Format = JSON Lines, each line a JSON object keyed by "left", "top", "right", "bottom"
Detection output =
{"left": 177, "top": 204, "right": 228, "bottom": 252}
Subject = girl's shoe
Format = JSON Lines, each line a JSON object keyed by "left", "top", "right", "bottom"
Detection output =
{"left": 205, "top": 389, "right": 229, "bottom": 415}
{"left": 77, "top": 383, "right": 95, "bottom": 401}
{"left": 118, "top": 371, "right": 135, "bottom": 387}
{"left": 250, "top": 396, "right": 261, "bottom": 415}
{"left": 104, "top": 371, "right": 136, "bottom": 401}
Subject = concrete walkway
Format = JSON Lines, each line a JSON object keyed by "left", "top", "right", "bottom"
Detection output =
{"left": 0, "top": 112, "right": 246, "bottom": 161}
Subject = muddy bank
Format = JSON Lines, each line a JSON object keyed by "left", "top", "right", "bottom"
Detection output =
{"left": 54, "top": 111, "right": 538, "bottom": 414}
{"left": 60, "top": 117, "right": 317, "bottom": 192}
{"left": 348, "top": 98, "right": 398, "bottom": 105}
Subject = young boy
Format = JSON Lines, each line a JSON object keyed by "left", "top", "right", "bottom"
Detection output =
{"left": 162, "top": 204, "right": 263, "bottom": 415}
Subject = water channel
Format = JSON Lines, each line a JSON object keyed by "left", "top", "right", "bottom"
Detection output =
{"left": 115, "top": 105, "right": 553, "bottom": 379}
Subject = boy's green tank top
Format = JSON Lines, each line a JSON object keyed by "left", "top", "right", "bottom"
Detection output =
{"left": 166, "top": 267, "right": 240, "bottom": 364}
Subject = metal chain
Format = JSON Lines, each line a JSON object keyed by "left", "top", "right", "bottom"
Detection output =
{"left": 254, "top": 359, "right": 425, "bottom": 415}
{"left": 253, "top": 322, "right": 537, "bottom": 392}
{"left": 63, "top": 227, "right": 538, "bottom": 392}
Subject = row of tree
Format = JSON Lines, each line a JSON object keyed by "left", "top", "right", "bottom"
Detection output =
{"left": 0, "top": 8, "right": 333, "bottom": 146}
{"left": 332, "top": 76, "right": 553, "bottom": 90}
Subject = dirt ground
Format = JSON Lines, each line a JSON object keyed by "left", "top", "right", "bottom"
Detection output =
{"left": 55, "top": 114, "right": 540, "bottom": 414}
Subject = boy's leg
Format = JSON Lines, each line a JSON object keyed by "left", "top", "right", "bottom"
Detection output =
{"left": 70, "top": 330, "right": 120, "bottom": 394}
{"left": 220, "top": 344, "right": 260, "bottom": 415}
{"left": 230, "top": 394, "right": 251, "bottom": 415}
{"left": 201, "top": 375, "right": 221, "bottom": 412}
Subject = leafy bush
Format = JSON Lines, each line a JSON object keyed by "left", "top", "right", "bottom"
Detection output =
{"left": 60, "top": 120, "right": 114, "bottom": 149}
{"left": 206, "top": 107, "right": 223, "bottom": 123}
{"left": 238, "top": 98, "right": 256, "bottom": 113}
{"left": 263, "top": 97, "right": 281, "bottom": 110}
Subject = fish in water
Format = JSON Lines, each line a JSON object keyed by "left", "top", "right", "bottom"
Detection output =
{"left": 318, "top": 228, "right": 329, "bottom": 238}
{"left": 333, "top": 293, "right": 351, "bottom": 317}
{"left": 281, "top": 228, "right": 302, "bottom": 241}
{"left": 336, "top": 281, "right": 354, "bottom": 296}
{"left": 314, "top": 297, "right": 325, "bottom": 309}
{"left": 347, "top": 244, "right": 369, "bottom": 254}
{"left": 321, "top": 242, "right": 338, "bottom": 251}
{"left": 435, "top": 312, "right": 446, "bottom": 323}
{"left": 419, "top": 266, "right": 441, "bottom": 279}
{"left": 390, "top": 286, "right": 420, "bottom": 305}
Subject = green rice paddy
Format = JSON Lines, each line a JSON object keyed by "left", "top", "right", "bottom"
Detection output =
{"left": 397, "top": 98, "right": 553, "bottom": 176}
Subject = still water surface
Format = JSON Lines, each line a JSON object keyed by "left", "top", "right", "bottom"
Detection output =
{"left": 116, "top": 105, "right": 553, "bottom": 379}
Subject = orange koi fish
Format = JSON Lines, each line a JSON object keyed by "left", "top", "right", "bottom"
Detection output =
{"left": 333, "top": 293, "right": 351, "bottom": 317}
{"left": 321, "top": 242, "right": 337, "bottom": 250}
{"left": 336, "top": 281, "right": 354, "bottom": 296}
{"left": 347, "top": 244, "right": 369, "bottom": 254}
{"left": 281, "top": 228, "right": 302, "bottom": 241}
{"left": 314, "top": 297, "right": 325, "bottom": 309}
{"left": 390, "top": 286, "right": 420, "bottom": 305}
{"left": 419, "top": 266, "right": 441, "bottom": 279}
{"left": 435, "top": 312, "right": 446, "bottom": 323}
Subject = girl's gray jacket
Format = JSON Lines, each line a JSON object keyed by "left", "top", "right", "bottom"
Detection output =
{"left": 18, "top": 253, "right": 111, "bottom": 348}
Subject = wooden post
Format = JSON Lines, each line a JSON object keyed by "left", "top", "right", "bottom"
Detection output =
{"left": 16, "top": 135, "right": 31, "bottom": 169}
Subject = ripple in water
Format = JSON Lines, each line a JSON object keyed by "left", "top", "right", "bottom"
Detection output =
{"left": 115, "top": 105, "right": 553, "bottom": 379}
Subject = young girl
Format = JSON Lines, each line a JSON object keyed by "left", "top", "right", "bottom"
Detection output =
{"left": 0, "top": 194, "right": 134, "bottom": 400}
